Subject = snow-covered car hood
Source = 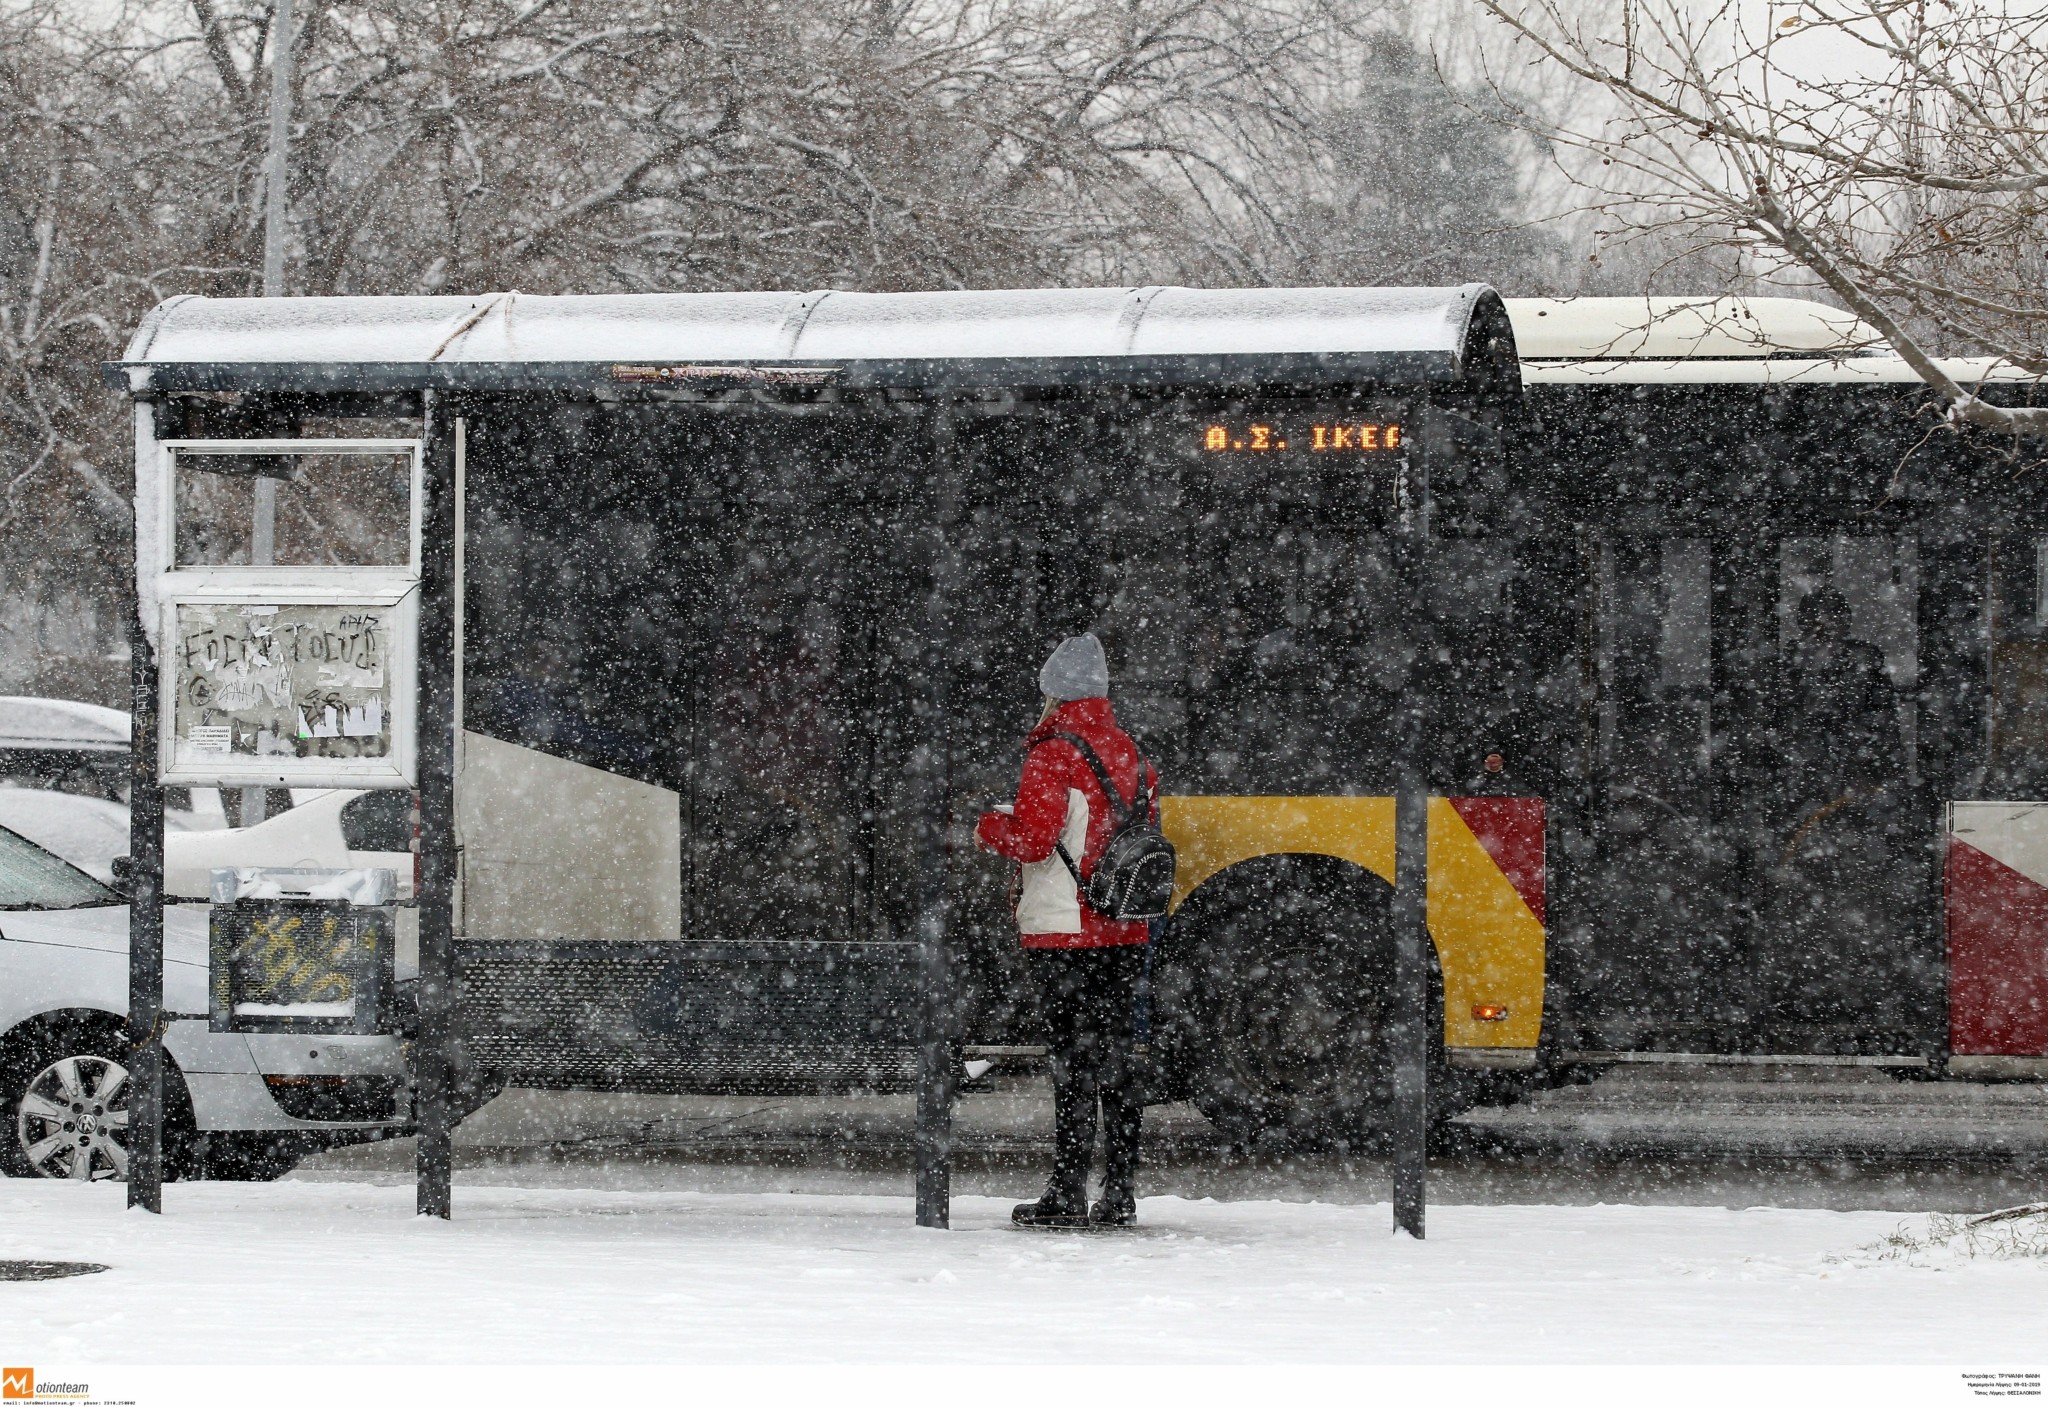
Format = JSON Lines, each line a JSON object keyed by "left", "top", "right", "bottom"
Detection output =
{"left": 0, "top": 789, "right": 133, "bottom": 880}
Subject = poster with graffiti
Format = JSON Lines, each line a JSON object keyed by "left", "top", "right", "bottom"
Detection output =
{"left": 170, "top": 601, "right": 395, "bottom": 771}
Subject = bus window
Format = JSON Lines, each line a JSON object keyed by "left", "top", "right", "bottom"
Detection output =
{"left": 1424, "top": 536, "right": 1573, "bottom": 791}
{"left": 1660, "top": 539, "right": 1711, "bottom": 696}
{"left": 1988, "top": 536, "right": 2048, "bottom": 791}
{"left": 1185, "top": 460, "right": 1405, "bottom": 794}
{"left": 1757, "top": 534, "right": 1927, "bottom": 1029}
{"left": 1577, "top": 535, "right": 1728, "bottom": 1036}
{"left": 1776, "top": 535, "right": 1917, "bottom": 784}
{"left": 1595, "top": 537, "right": 1712, "bottom": 791}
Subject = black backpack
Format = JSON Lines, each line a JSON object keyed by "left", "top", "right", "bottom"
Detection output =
{"left": 1042, "top": 731, "right": 1178, "bottom": 923}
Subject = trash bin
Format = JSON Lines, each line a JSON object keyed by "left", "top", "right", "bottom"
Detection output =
{"left": 208, "top": 867, "right": 398, "bottom": 1036}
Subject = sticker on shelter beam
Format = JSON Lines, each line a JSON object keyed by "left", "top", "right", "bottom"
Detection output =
{"left": 172, "top": 601, "right": 395, "bottom": 768}
{"left": 610, "top": 364, "right": 838, "bottom": 385}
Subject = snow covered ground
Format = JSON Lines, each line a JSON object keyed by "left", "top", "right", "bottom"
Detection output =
{"left": 2, "top": 1179, "right": 2042, "bottom": 1365}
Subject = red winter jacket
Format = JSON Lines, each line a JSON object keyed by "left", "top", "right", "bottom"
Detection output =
{"left": 975, "top": 696, "right": 1157, "bottom": 949}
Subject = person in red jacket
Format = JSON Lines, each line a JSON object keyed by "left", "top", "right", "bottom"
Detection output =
{"left": 976, "top": 633, "right": 1157, "bottom": 1228}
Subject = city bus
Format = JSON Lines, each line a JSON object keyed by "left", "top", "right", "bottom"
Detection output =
{"left": 1509, "top": 297, "right": 2048, "bottom": 1099}
{"left": 107, "top": 286, "right": 2048, "bottom": 1152}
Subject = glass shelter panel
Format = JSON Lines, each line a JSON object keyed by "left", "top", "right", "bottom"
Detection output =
{"left": 462, "top": 407, "right": 926, "bottom": 948}
{"left": 459, "top": 394, "right": 1521, "bottom": 982}
{"left": 171, "top": 444, "right": 419, "bottom": 570}
{"left": 445, "top": 380, "right": 1588, "bottom": 1076}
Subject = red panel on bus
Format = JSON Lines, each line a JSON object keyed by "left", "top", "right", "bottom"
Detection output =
{"left": 1947, "top": 838, "right": 2048, "bottom": 1055}
{"left": 1446, "top": 796, "right": 1545, "bottom": 924}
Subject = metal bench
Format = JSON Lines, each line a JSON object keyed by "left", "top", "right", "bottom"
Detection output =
{"left": 453, "top": 939, "right": 923, "bottom": 1094}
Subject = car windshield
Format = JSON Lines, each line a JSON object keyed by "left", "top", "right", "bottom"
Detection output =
{"left": 0, "top": 823, "right": 121, "bottom": 910}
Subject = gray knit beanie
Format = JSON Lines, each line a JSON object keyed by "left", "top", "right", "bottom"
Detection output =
{"left": 1039, "top": 633, "right": 1110, "bottom": 701}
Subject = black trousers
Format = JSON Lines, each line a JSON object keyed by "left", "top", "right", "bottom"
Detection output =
{"left": 1027, "top": 945, "right": 1145, "bottom": 1206}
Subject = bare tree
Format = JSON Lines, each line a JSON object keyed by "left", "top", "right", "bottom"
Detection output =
{"left": 4, "top": 0, "right": 1594, "bottom": 696}
{"left": 1280, "top": 30, "right": 1564, "bottom": 289}
{"left": 0, "top": 2, "right": 248, "bottom": 697}
{"left": 1474, "top": 0, "right": 2048, "bottom": 433}
{"left": 86, "top": 0, "right": 1387, "bottom": 296}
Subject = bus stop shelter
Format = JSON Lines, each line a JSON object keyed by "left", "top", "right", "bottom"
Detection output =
{"left": 105, "top": 284, "right": 1524, "bottom": 1235}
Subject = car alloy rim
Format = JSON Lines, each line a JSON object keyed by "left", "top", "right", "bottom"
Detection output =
{"left": 16, "top": 1055, "right": 131, "bottom": 1181}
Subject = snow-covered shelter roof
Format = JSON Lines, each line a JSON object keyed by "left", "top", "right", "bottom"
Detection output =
{"left": 109, "top": 285, "right": 1518, "bottom": 395}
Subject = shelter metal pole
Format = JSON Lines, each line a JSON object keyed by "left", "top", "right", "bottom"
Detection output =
{"left": 242, "top": 0, "right": 291, "bottom": 830}
{"left": 1390, "top": 765, "right": 1428, "bottom": 1238}
{"left": 914, "top": 411, "right": 960, "bottom": 1229}
{"left": 1388, "top": 434, "right": 1431, "bottom": 1241}
{"left": 414, "top": 392, "right": 458, "bottom": 1219}
{"left": 241, "top": 488, "right": 275, "bottom": 828}
{"left": 262, "top": 0, "right": 293, "bottom": 299}
{"left": 914, "top": 880, "right": 956, "bottom": 1230}
{"left": 126, "top": 608, "right": 166, "bottom": 1212}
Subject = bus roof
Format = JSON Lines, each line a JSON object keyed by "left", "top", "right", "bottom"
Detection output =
{"left": 1505, "top": 296, "right": 1882, "bottom": 360}
{"left": 109, "top": 285, "right": 1518, "bottom": 396}
{"left": 1517, "top": 354, "right": 2045, "bottom": 386}
{"left": 1504, "top": 295, "right": 2047, "bottom": 388}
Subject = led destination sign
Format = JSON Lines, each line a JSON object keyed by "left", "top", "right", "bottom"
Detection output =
{"left": 1201, "top": 421, "right": 1403, "bottom": 454}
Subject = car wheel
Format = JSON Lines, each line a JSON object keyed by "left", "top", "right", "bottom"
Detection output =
{"left": 0, "top": 1019, "right": 174, "bottom": 1179}
{"left": 11, "top": 1053, "right": 131, "bottom": 1181}
{"left": 0, "top": 1016, "right": 193, "bottom": 1182}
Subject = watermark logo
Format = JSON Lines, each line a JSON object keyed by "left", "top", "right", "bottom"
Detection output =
{"left": 0, "top": 1371, "right": 89, "bottom": 1402}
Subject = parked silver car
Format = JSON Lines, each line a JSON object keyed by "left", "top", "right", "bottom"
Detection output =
{"left": 0, "top": 823, "right": 410, "bottom": 1181}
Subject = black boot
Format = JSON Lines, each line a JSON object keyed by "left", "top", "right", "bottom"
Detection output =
{"left": 1095, "top": 1089, "right": 1141, "bottom": 1226}
{"left": 1090, "top": 1185, "right": 1137, "bottom": 1226}
{"left": 1012, "top": 1189, "right": 1090, "bottom": 1229}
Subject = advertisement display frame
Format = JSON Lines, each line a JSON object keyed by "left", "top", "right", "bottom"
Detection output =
{"left": 156, "top": 576, "right": 421, "bottom": 788}
{"left": 150, "top": 436, "right": 425, "bottom": 790}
